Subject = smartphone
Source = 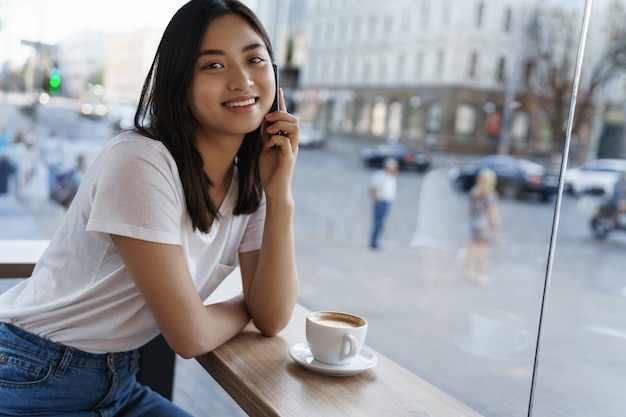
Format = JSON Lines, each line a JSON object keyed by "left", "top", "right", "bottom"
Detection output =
{"left": 266, "top": 64, "right": 282, "bottom": 145}
{"left": 270, "top": 64, "right": 279, "bottom": 113}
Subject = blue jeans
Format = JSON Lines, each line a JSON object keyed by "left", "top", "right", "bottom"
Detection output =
{"left": 370, "top": 200, "right": 390, "bottom": 248}
{"left": 0, "top": 323, "right": 192, "bottom": 417}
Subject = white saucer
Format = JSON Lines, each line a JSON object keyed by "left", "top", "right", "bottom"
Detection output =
{"left": 289, "top": 342, "right": 378, "bottom": 376}
{"left": 454, "top": 335, "right": 532, "bottom": 361}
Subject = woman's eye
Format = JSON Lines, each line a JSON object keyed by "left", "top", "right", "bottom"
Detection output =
{"left": 203, "top": 62, "right": 224, "bottom": 70}
{"left": 249, "top": 57, "right": 265, "bottom": 64}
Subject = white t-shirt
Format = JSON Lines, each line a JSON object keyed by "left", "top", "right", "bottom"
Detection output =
{"left": 0, "top": 131, "right": 265, "bottom": 353}
{"left": 370, "top": 170, "right": 397, "bottom": 202}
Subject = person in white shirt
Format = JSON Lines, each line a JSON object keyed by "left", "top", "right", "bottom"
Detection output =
{"left": 0, "top": 1, "right": 299, "bottom": 415}
{"left": 369, "top": 157, "right": 398, "bottom": 249}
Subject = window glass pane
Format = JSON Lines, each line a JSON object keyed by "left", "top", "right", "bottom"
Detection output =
{"left": 297, "top": 0, "right": 616, "bottom": 416}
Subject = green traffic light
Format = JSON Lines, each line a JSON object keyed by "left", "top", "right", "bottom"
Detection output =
{"left": 49, "top": 68, "right": 61, "bottom": 89}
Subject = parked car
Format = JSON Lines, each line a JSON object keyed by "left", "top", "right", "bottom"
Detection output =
{"left": 564, "top": 158, "right": 626, "bottom": 196}
{"left": 449, "top": 154, "right": 559, "bottom": 201}
{"left": 361, "top": 142, "right": 431, "bottom": 172}
{"left": 299, "top": 123, "right": 328, "bottom": 148}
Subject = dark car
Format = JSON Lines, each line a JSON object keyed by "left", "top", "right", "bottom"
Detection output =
{"left": 449, "top": 154, "right": 559, "bottom": 201}
{"left": 361, "top": 142, "right": 431, "bottom": 172}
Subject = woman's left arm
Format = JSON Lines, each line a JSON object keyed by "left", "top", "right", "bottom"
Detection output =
{"left": 239, "top": 89, "right": 300, "bottom": 336}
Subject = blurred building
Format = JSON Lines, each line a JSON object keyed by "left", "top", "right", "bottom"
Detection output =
{"left": 296, "top": 0, "right": 623, "bottom": 157}
{"left": 102, "top": 28, "right": 162, "bottom": 104}
{"left": 57, "top": 31, "right": 105, "bottom": 99}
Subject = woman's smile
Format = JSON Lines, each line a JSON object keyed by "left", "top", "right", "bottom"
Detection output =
{"left": 223, "top": 97, "right": 257, "bottom": 108}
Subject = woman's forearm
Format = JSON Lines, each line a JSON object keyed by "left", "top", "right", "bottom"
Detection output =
{"left": 247, "top": 197, "right": 299, "bottom": 336}
{"left": 177, "top": 294, "right": 250, "bottom": 359}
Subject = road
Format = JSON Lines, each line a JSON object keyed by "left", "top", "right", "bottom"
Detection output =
{"left": 292, "top": 142, "right": 626, "bottom": 417}
{"left": 2, "top": 95, "right": 626, "bottom": 416}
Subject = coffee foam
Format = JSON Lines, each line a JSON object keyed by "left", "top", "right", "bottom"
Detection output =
{"left": 309, "top": 311, "right": 366, "bottom": 327}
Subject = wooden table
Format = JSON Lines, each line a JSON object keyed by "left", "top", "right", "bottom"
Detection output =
{"left": 0, "top": 239, "right": 49, "bottom": 278}
{"left": 196, "top": 303, "right": 483, "bottom": 417}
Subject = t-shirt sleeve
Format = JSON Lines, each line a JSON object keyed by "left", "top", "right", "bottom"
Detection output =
{"left": 238, "top": 193, "right": 266, "bottom": 253}
{"left": 86, "top": 139, "right": 185, "bottom": 245}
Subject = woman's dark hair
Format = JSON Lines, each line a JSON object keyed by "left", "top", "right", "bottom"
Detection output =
{"left": 134, "top": 0, "right": 273, "bottom": 233}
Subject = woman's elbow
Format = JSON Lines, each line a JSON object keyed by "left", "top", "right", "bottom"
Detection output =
{"left": 170, "top": 341, "right": 206, "bottom": 359}
{"left": 254, "top": 310, "right": 293, "bottom": 337}
{"left": 256, "top": 320, "right": 287, "bottom": 337}
{"left": 164, "top": 333, "right": 211, "bottom": 359}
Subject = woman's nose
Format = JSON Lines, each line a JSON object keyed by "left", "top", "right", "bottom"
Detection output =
{"left": 228, "top": 67, "right": 253, "bottom": 90}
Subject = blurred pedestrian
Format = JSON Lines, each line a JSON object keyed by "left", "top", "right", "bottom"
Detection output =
{"left": 0, "top": 155, "right": 11, "bottom": 194}
{"left": 0, "top": 1, "right": 299, "bottom": 416}
{"left": 611, "top": 170, "right": 626, "bottom": 222}
{"left": 464, "top": 168, "right": 500, "bottom": 285}
{"left": 40, "top": 130, "right": 65, "bottom": 195}
{"left": 50, "top": 153, "right": 88, "bottom": 209}
{"left": 7, "top": 129, "right": 36, "bottom": 197}
{"left": 369, "top": 157, "right": 398, "bottom": 249}
{"left": 0, "top": 124, "right": 9, "bottom": 154}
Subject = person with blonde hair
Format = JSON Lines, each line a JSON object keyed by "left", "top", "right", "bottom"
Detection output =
{"left": 464, "top": 169, "right": 500, "bottom": 285}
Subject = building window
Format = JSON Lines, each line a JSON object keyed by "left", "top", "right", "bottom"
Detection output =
{"left": 468, "top": 52, "right": 478, "bottom": 78}
{"left": 371, "top": 99, "right": 387, "bottom": 136}
{"left": 455, "top": 104, "right": 477, "bottom": 137}
{"left": 415, "top": 52, "right": 424, "bottom": 78}
{"left": 496, "top": 56, "right": 506, "bottom": 82}
{"left": 379, "top": 54, "right": 388, "bottom": 83}
{"left": 426, "top": 102, "right": 442, "bottom": 133}
{"left": 368, "top": 15, "right": 377, "bottom": 37}
{"left": 327, "top": 19, "right": 336, "bottom": 44}
{"left": 384, "top": 14, "right": 393, "bottom": 33}
{"left": 364, "top": 55, "right": 373, "bottom": 83}
{"left": 476, "top": 1, "right": 484, "bottom": 27}
{"left": 352, "top": 16, "right": 362, "bottom": 40}
{"left": 388, "top": 101, "right": 403, "bottom": 136}
{"left": 503, "top": 7, "right": 512, "bottom": 33}
{"left": 406, "top": 96, "right": 423, "bottom": 137}
{"left": 421, "top": 1, "right": 430, "bottom": 28}
{"left": 333, "top": 58, "right": 341, "bottom": 84}
{"left": 510, "top": 110, "right": 531, "bottom": 142}
{"left": 436, "top": 51, "right": 445, "bottom": 78}
{"left": 338, "top": 17, "right": 347, "bottom": 41}
{"left": 396, "top": 54, "right": 405, "bottom": 82}
{"left": 355, "top": 100, "right": 371, "bottom": 133}
{"left": 441, "top": 1, "right": 451, "bottom": 26}
{"left": 340, "top": 100, "right": 354, "bottom": 132}
{"left": 402, "top": 9, "right": 412, "bottom": 33}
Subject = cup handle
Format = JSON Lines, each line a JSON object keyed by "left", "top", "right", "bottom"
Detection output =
{"left": 341, "top": 334, "right": 358, "bottom": 361}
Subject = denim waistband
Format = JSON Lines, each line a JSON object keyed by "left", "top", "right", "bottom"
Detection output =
{"left": 0, "top": 322, "right": 138, "bottom": 370}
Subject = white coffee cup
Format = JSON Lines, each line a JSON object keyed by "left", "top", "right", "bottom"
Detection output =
{"left": 469, "top": 309, "right": 530, "bottom": 356}
{"left": 306, "top": 311, "right": 368, "bottom": 366}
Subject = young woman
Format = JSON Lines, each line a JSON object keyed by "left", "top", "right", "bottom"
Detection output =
{"left": 464, "top": 169, "right": 500, "bottom": 285}
{"left": 0, "top": 1, "right": 299, "bottom": 415}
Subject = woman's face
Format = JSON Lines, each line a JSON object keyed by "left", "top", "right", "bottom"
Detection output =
{"left": 189, "top": 14, "right": 275, "bottom": 140}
